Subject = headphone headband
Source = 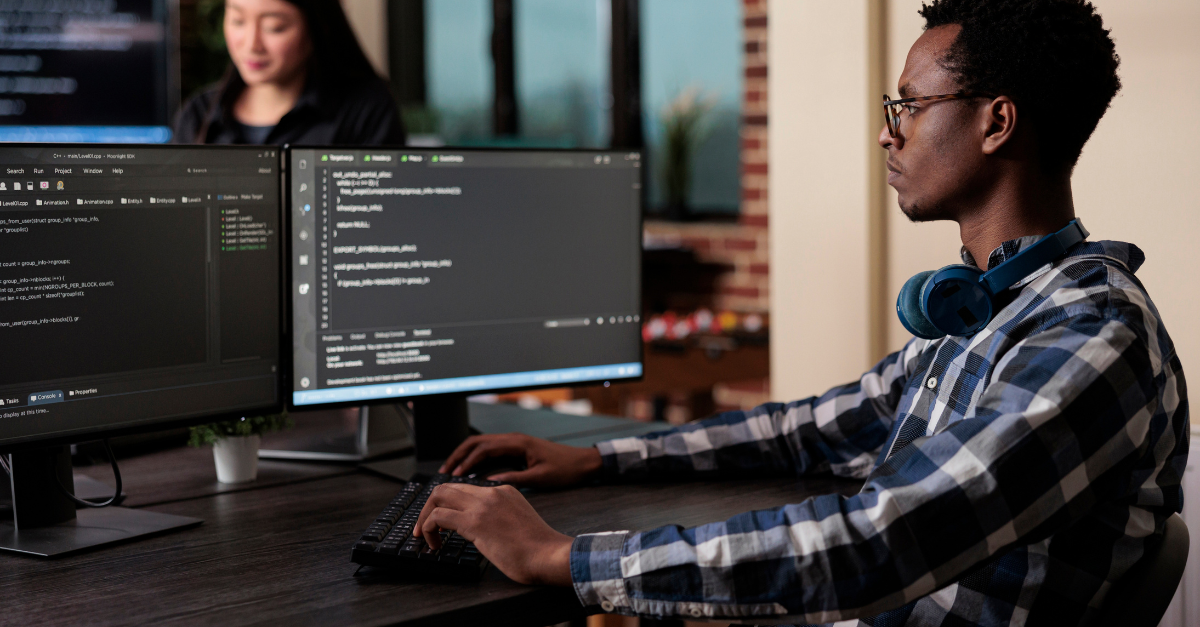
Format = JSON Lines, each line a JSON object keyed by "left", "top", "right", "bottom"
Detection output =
{"left": 979, "top": 219, "right": 1088, "bottom": 295}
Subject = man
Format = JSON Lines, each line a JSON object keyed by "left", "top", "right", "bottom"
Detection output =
{"left": 413, "top": 1, "right": 1190, "bottom": 625}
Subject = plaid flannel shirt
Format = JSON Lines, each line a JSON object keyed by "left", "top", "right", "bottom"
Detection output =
{"left": 570, "top": 239, "right": 1189, "bottom": 627}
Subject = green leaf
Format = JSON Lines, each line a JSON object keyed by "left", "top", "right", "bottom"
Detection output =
{"left": 188, "top": 412, "right": 292, "bottom": 447}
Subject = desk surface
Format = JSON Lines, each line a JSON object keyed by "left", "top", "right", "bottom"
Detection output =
{"left": 7, "top": 408, "right": 862, "bottom": 627}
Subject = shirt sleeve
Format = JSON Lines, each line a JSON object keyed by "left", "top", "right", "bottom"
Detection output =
{"left": 595, "top": 338, "right": 929, "bottom": 482}
{"left": 573, "top": 315, "right": 1180, "bottom": 622}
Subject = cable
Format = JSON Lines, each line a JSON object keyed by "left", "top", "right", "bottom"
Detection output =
{"left": 0, "top": 452, "right": 10, "bottom": 478}
{"left": 55, "top": 439, "right": 122, "bottom": 508}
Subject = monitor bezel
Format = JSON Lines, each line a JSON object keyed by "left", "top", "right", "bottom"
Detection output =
{"left": 281, "top": 145, "right": 645, "bottom": 413}
{"left": 0, "top": 143, "right": 287, "bottom": 453}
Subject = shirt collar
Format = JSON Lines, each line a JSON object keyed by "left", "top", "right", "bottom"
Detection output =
{"left": 957, "top": 233, "right": 1146, "bottom": 291}
{"left": 959, "top": 234, "right": 1046, "bottom": 271}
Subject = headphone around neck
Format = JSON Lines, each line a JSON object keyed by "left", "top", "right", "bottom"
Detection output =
{"left": 896, "top": 219, "right": 1089, "bottom": 340}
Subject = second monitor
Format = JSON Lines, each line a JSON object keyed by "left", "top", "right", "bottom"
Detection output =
{"left": 288, "top": 148, "right": 643, "bottom": 458}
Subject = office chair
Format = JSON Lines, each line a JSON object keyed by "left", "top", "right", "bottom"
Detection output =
{"left": 1093, "top": 512, "right": 1189, "bottom": 627}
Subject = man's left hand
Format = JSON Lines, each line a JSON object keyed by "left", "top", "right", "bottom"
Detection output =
{"left": 413, "top": 483, "right": 574, "bottom": 586}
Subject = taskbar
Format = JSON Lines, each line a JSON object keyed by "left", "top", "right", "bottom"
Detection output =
{"left": 292, "top": 362, "right": 643, "bottom": 406}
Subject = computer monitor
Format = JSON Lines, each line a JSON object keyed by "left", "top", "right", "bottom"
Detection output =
{"left": 0, "top": 144, "right": 283, "bottom": 556}
{"left": 287, "top": 147, "right": 643, "bottom": 459}
{"left": 0, "top": 2, "right": 178, "bottom": 143}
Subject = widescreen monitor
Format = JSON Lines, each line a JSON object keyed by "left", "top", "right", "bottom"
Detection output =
{"left": 0, "top": 145, "right": 283, "bottom": 450}
{"left": 0, "top": 1, "right": 177, "bottom": 143}
{"left": 287, "top": 147, "right": 643, "bottom": 454}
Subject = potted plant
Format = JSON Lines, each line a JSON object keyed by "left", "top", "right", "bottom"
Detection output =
{"left": 188, "top": 413, "right": 291, "bottom": 484}
{"left": 660, "top": 86, "right": 715, "bottom": 220}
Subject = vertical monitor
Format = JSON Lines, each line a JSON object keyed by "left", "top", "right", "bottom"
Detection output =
{"left": 288, "top": 148, "right": 643, "bottom": 407}
{"left": 0, "top": 145, "right": 282, "bottom": 448}
{"left": 0, "top": 1, "right": 177, "bottom": 143}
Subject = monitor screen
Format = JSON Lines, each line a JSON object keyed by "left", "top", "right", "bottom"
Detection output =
{"left": 0, "top": 145, "right": 282, "bottom": 448}
{"left": 0, "top": 1, "right": 176, "bottom": 143}
{"left": 288, "top": 148, "right": 643, "bottom": 407}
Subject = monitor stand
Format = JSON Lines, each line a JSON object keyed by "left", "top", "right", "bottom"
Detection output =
{"left": 359, "top": 393, "right": 473, "bottom": 481}
{"left": 0, "top": 446, "right": 202, "bottom": 558}
{"left": 258, "top": 403, "right": 416, "bottom": 462}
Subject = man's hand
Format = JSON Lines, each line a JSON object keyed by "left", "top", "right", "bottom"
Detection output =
{"left": 413, "top": 483, "right": 574, "bottom": 586}
{"left": 438, "top": 433, "right": 603, "bottom": 488}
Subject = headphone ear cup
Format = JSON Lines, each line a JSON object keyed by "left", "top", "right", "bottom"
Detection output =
{"left": 896, "top": 270, "right": 944, "bottom": 339}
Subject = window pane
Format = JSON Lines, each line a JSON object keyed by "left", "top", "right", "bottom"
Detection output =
{"left": 642, "top": 0, "right": 742, "bottom": 213}
{"left": 426, "top": 0, "right": 493, "bottom": 142}
{"left": 514, "top": 0, "right": 609, "bottom": 148}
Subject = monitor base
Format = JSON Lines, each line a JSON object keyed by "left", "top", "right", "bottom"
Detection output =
{"left": 0, "top": 506, "right": 202, "bottom": 558}
{"left": 73, "top": 474, "right": 126, "bottom": 505}
{"left": 359, "top": 456, "right": 444, "bottom": 483}
{"left": 259, "top": 403, "right": 415, "bottom": 462}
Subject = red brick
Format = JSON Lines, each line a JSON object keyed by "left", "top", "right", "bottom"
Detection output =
{"left": 724, "top": 238, "right": 757, "bottom": 251}
{"left": 743, "top": 114, "right": 768, "bottom": 127}
{"left": 744, "top": 16, "right": 768, "bottom": 28}
{"left": 741, "top": 137, "right": 761, "bottom": 151}
{"left": 740, "top": 214, "right": 768, "bottom": 227}
{"left": 745, "top": 41, "right": 760, "bottom": 54}
{"left": 745, "top": 65, "right": 768, "bottom": 79}
{"left": 746, "top": 89, "right": 764, "bottom": 103}
{"left": 742, "top": 163, "right": 768, "bottom": 175}
{"left": 749, "top": 263, "right": 770, "bottom": 275}
{"left": 741, "top": 187, "right": 762, "bottom": 200}
{"left": 680, "top": 236, "right": 711, "bottom": 252}
{"left": 721, "top": 286, "right": 760, "bottom": 298}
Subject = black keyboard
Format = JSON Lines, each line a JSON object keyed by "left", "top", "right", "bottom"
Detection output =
{"left": 351, "top": 473, "right": 500, "bottom": 577}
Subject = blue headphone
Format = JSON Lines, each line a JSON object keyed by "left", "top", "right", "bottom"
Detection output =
{"left": 896, "top": 219, "right": 1089, "bottom": 339}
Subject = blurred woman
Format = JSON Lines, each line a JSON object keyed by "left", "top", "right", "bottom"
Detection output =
{"left": 174, "top": 0, "right": 405, "bottom": 145}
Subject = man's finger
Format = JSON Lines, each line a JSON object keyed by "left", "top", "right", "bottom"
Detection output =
{"left": 453, "top": 440, "right": 524, "bottom": 476}
{"left": 485, "top": 468, "right": 541, "bottom": 485}
{"left": 420, "top": 507, "right": 469, "bottom": 550}
{"left": 439, "top": 436, "right": 485, "bottom": 473}
{"left": 413, "top": 484, "right": 475, "bottom": 539}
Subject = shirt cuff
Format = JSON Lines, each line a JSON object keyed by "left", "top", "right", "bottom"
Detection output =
{"left": 570, "top": 531, "right": 632, "bottom": 614}
{"left": 594, "top": 436, "right": 647, "bottom": 479}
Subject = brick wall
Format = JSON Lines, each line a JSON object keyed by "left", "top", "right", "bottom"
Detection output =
{"left": 644, "top": 0, "right": 769, "bottom": 315}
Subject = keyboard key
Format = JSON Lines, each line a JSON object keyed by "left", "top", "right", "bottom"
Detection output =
{"left": 351, "top": 476, "right": 493, "bottom": 578}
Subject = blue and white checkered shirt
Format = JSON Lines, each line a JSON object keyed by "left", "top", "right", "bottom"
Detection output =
{"left": 570, "top": 239, "right": 1189, "bottom": 626}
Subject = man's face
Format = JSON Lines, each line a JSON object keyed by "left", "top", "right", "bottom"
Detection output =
{"left": 880, "top": 25, "right": 989, "bottom": 222}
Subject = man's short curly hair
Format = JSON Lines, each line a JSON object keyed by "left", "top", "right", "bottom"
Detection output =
{"left": 919, "top": 0, "right": 1121, "bottom": 173}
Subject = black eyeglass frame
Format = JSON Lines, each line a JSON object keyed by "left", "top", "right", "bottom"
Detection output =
{"left": 882, "top": 92, "right": 996, "bottom": 138}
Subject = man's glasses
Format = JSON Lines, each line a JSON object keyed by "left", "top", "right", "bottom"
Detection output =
{"left": 882, "top": 92, "right": 995, "bottom": 138}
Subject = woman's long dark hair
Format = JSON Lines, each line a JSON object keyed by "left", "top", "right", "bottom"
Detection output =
{"left": 196, "top": 0, "right": 379, "bottom": 142}
{"left": 286, "top": 0, "right": 378, "bottom": 85}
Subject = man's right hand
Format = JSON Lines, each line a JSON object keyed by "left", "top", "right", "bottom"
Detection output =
{"left": 438, "top": 433, "right": 603, "bottom": 488}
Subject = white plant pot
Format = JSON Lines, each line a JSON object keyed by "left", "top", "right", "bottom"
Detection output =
{"left": 212, "top": 434, "right": 261, "bottom": 484}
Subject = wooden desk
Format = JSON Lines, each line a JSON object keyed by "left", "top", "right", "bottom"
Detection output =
{"left": 4, "top": 411, "right": 862, "bottom": 627}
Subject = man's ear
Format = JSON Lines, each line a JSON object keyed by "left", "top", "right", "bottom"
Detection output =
{"left": 981, "top": 96, "right": 1018, "bottom": 155}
